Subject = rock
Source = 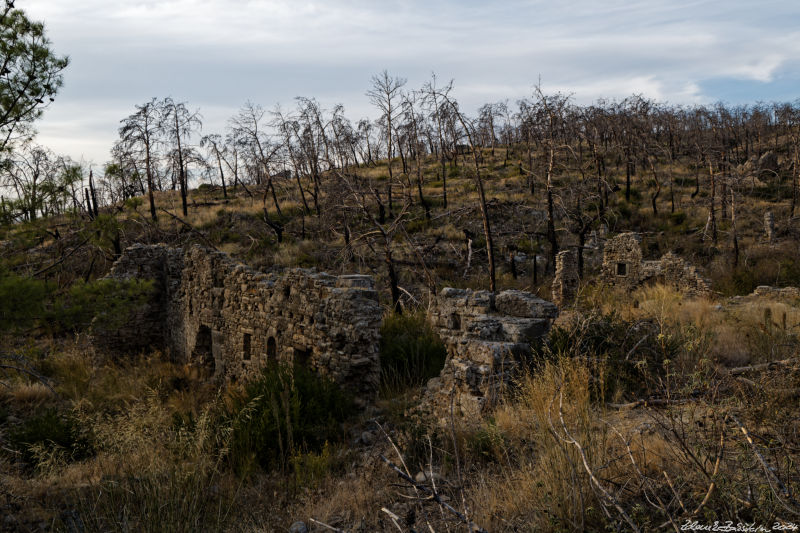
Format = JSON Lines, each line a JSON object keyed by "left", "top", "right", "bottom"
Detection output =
{"left": 414, "top": 470, "right": 442, "bottom": 484}
{"left": 495, "top": 290, "right": 558, "bottom": 319}
{"left": 765, "top": 211, "right": 775, "bottom": 243}
{"left": 289, "top": 521, "right": 308, "bottom": 533}
{"left": 758, "top": 151, "right": 779, "bottom": 173}
{"left": 359, "top": 431, "right": 374, "bottom": 446}
{"left": 551, "top": 250, "right": 579, "bottom": 307}
{"left": 424, "top": 287, "right": 558, "bottom": 424}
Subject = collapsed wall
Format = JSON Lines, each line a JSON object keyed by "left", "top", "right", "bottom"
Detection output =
{"left": 92, "top": 244, "right": 382, "bottom": 406}
{"left": 601, "top": 232, "right": 711, "bottom": 295}
{"left": 424, "top": 288, "right": 558, "bottom": 422}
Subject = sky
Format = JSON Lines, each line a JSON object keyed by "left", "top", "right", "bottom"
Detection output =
{"left": 19, "top": 0, "right": 800, "bottom": 166}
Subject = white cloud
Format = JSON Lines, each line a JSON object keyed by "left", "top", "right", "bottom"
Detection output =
{"left": 16, "top": 0, "right": 800, "bottom": 163}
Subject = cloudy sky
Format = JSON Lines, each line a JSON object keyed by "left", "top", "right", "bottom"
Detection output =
{"left": 21, "top": 0, "right": 800, "bottom": 165}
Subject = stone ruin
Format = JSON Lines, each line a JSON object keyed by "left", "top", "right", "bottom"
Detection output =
{"left": 424, "top": 288, "right": 558, "bottom": 423}
{"left": 765, "top": 211, "right": 775, "bottom": 243}
{"left": 601, "top": 232, "right": 711, "bottom": 295}
{"left": 552, "top": 249, "right": 579, "bottom": 307}
{"left": 92, "top": 244, "right": 382, "bottom": 406}
{"left": 93, "top": 244, "right": 563, "bottom": 418}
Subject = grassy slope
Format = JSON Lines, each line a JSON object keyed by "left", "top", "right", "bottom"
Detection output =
{"left": 1, "top": 145, "right": 799, "bottom": 531}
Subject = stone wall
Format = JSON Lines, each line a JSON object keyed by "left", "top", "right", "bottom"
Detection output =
{"left": 424, "top": 288, "right": 558, "bottom": 422}
{"left": 552, "top": 249, "right": 579, "bottom": 307}
{"left": 92, "top": 244, "right": 382, "bottom": 406}
{"left": 751, "top": 285, "right": 800, "bottom": 300}
{"left": 600, "top": 232, "right": 645, "bottom": 289}
{"left": 765, "top": 211, "right": 775, "bottom": 243}
{"left": 601, "top": 233, "right": 711, "bottom": 295}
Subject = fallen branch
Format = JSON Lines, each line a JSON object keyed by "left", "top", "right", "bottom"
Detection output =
{"left": 378, "top": 454, "right": 487, "bottom": 533}
{"left": 32, "top": 234, "right": 92, "bottom": 277}
{"left": 0, "top": 352, "right": 59, "bottom": 399}
{"left": 731, "top": 414, "right": 800, "bottom": 517}
{"left": 606, "top": 398, "right": 688, "bottom": 410}
{"left": 723, "top": 358, "right": 799, "bottom": 376}
{"left": 308, "top": 518, "right": 348, "bottom": 533}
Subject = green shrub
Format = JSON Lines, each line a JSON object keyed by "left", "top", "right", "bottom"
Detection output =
{"left": 669, "top": 211, "right": 687, "bottom": 226}
{"left": 227, "top": 363, "right": 355, "bottom": 475}
{"left": 0, "top": 270, "right": 153, "bottom": 334}
{"left": 380, "top": 312, "right": 447, "bottom": 395}
{"left": 540, "top": 312, "right": 676, "bottom": 401}
{"left": 0, "top": 268, "right": 49, "bottom": 332}
{"left": 714, "top": 246, "right": 800, "bottom": 296}
{"left": 5, "top": 407, "right": 94, "bottom": 469}
{"left": 50, "top": 278, "right": 154, "bottom": 334}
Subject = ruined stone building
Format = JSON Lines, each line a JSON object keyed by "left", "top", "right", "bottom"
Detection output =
{"left": 601, "top": 232, "right": 711, "bottom": 294}
{"left": 92, "top": 244, "right": 382, "bottom": 406}
{"left": 425, "top": 288, "right": 558, "bottom": 422}
{"left": 95, "top": 244, "right": 563, "bottom": 417}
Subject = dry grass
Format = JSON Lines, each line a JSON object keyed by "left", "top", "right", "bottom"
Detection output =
{"left": 10, "top": 382, "right": 55, "bottom": 407}
{"left": 467, "top": 357, "right": 616, "bottom": 529}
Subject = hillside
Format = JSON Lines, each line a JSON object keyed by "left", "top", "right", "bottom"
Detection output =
{"left": 1, "top": 129, "right": 800, "bottom": 532}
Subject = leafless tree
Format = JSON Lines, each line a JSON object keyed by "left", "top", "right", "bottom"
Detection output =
{"left": 118, "top": 98, "right": 163, "bottom": 221}
{"left": 367, "top": 70, "right": 406, "bottom": 221}
{"left": 161, "top": 97, "right": 202, "bottom": 216}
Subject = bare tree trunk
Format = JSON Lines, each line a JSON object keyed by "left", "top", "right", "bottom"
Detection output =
{"left": 174, "top": 112, "right": 188, "bottom": 216}
{"left": 792, "top": 143, "right": 798, "bottom": 218}
{"left": 731, "top": 187, "right": 739, "bottom": 267}
{"left": 385, "top": 242, "right": 402, "bottom": 314}
{"left": 704, "top": 160, "right": 717, "bottom": 244}
{"left": 625, "top": 148, "right": 632, "bottom": 202}
{"left": 416, "top": 153, "right": 430, "bottom": 220}
{"left": 145, "top": 142, "right": 157, "bottom": 222}
{"left": 457, "top": 114, "right": 496, "bottom": 292}
{"left": 649, "top": 158, "right": 660, "bottom": 216}
{"left": 214, "top": 149, "right": 227, "bottom": 200}
{"left": 89, "top": 170, "right": 99, "bottom": 218}
{"left": 546, "top": 146, "right": 558, "bottom": 274}
{"left": 441, "top": 154, "right": 448, "bottom": 209}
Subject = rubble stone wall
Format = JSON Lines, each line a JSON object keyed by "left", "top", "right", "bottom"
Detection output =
{"left": 93, "top": 244, "right": 382, "bottom": 406}
{"left": 552, "top": 249, "right": 579, "bottom": 307}
{"left": 601, "top": 233, "right": 711, "bottom": 295}
{"left": 424, "top": 288, "right": 558, "bottom": 422}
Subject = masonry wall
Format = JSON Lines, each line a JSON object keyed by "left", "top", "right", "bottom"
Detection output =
{"left": 552, "top": 249, "right": 579, "bottom": 307}
{"left": 601, "top": 233, "right": 711, "bottom": 295}
{"left": 93, "top": 244, "right": 382, "bottom": 406}
{"left": 600, "top": 232, "right": 644, "bottom": 289}
{"left": 424, "top": 288, "right": 558, "bottom": 422}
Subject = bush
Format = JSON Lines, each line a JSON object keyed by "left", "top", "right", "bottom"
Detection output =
{"left": 5, "top": 407, "right": 94, "bottom": 469}
{"left": 0, "top": 270, "right": 153, "bottom": 335}
{"left": 713, "top": 245, "right": 800, "bottom": 296}
{"left": 51, "top": 277, "right": 154, "bottom": 334}
{"left": 227, "top": 363, "right": 355, "bottom": 475}
{"left": 540, "top": 312, "right": 676, "bottom": 401}
{"left": 380, "top": 312, "right": 447, "bottom": 395}
{"left": 0, "top": 268, "right": 49, "bottom": 332}
{"left": 668, "top": 210, "right": 687, "bottom": 226}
